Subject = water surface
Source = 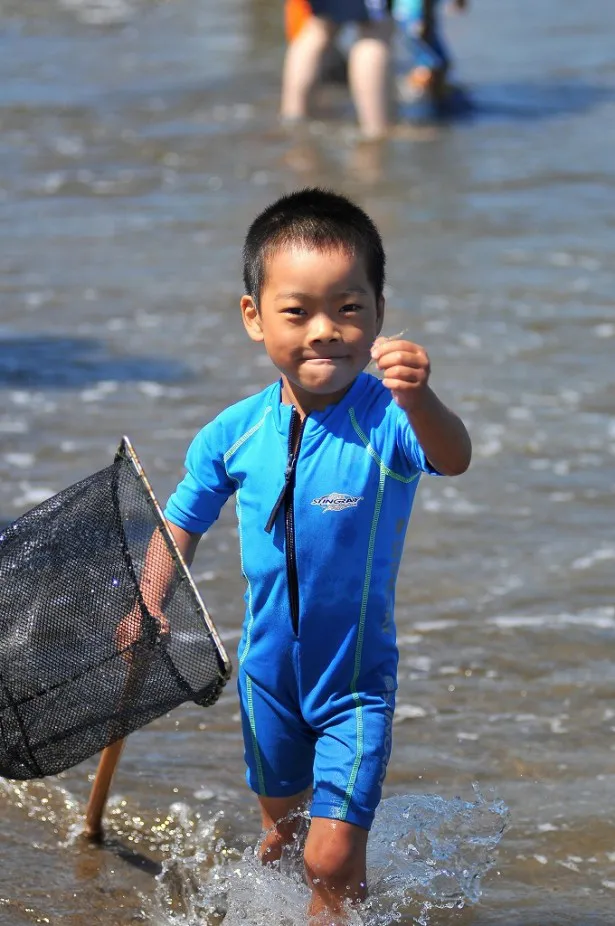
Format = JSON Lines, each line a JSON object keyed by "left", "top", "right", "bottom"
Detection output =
{"left": 1, "top": 1, "right": 614, "bottom": 923}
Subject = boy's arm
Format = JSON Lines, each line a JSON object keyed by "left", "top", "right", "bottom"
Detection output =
{"left": 370, "top": 337, "right": 471, "bottom": 476}
{"left": 138, "top": 522, "right": 201, "bottom": 612}
{"left": 167, "top": 521, "right": 201, "bottom": 567}
{"left": 116, "top": 522, "right": 202, "bottom": 652}
{"left": 399, "top": 385, "right": 471, "bottom": 476}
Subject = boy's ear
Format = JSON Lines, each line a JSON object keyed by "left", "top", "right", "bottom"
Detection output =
{"left": 241, "top": 295, "right": 264, "bottom": 342}
{"left": 376, "top": 296, "right": 385, "bottom": 336}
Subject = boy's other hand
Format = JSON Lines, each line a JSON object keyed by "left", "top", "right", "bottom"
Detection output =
{"left": 115, "top": 603, "right": 170, "bottom": 662}
{"left": 370, "top": 337, "right": 430, "bottom": 413}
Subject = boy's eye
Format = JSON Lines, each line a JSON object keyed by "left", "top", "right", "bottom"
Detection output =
{"left": 283, "top": 306, "right": 305, "bottom": 316}
{"left": 340, "top": 303, "right": 362, "bottom": 314}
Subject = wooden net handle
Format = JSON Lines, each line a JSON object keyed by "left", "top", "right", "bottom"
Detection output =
{"left": 84, "top": 738, "right": 126, "bottom": 839}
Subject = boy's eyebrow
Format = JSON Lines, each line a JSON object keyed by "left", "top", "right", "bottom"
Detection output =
{"left": 274, "top": 287, "right": 370, "bottom": 301}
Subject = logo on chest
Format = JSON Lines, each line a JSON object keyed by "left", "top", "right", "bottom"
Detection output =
{"left": 311, "top": 492, "right": 364, "bottom": 513}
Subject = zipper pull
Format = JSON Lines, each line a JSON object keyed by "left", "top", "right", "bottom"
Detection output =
{"left": 265, "top": 409, "right": 301, "bottom": 534}
{"left": 265, "top": 464, "right": 292, "bottom": 534}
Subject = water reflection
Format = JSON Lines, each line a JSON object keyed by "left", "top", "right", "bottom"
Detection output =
{"left": 471, "top": 80, "right": 615, "bottom": 123}
{"left": 0, "top": 335, "right": 191, "bottom": 388}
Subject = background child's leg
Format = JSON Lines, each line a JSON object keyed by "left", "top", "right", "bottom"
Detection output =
{"left": 280, "top": 16, "right": 339, "bottom": 121}
{"left": 304, "top": 817, "right": 369, "bottom": 922}
{"left": 347, "top": 17, "right": 393, "bottom": 138}
{"left": 258, "top": 791, "right": 312, "bottom": 863}
{"left": 395, "top": 0, "right": 451, "bottom": 101}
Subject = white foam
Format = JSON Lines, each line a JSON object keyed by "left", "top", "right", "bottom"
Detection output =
{"left": 393, "top": 704, "right": 428, "bottom": 723}
{"left": 488, "top": 608, "right": 615, "bottom": 629}
{"left": 0, "top": 419, "right": 28, "bottom": 434}
{"left": 412, "top": 619, "right": 458, "bottom": 633}
{"left": 80, "top": 381, "right": 118, "bottom": 403}
{"left": 421, "top": 494, "right": 482, "bottom": 515}
{"left": 13, "top": 483, "right": 56, "bottom": 508}
{"left": 593, "top": 323, "right": 615, "bottom": 338}
{"left": 476, "top": 437, "right": 502, "bottom": 458}
{"left": 4, "top": 452, "right": 34, "bottom": 468}
{"left": 397, "top": 633, "right": 424, "bottom": 645}
{"left": 571, "top": 548, "right": 615, "bottom": 570}
{"left": 59, "top": 0, "right": 135, "bottom": 26}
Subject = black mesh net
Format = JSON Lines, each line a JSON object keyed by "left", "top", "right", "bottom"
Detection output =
{"left": 0, "top": 437, "right": 231, "bottom": 781}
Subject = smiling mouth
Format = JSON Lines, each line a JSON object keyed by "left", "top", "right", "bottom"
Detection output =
{"left": 304, "top": 356, "right": 349, "bottom": 363}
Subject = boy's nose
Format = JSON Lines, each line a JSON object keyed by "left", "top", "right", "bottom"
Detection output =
{"left": 308, "top": 313, "right": 340, "bottom": 342}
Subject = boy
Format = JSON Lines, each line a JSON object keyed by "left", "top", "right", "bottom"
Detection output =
{"left": 131, "top": 188, "right": 471, "bottom": 923}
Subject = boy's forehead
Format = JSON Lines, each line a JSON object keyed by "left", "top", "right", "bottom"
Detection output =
{"left": 263, "top": 242, "right": 369, "bottom": 284}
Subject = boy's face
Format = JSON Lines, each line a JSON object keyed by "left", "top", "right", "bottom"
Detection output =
{"left": 241, "top": 244, "right": 384, "bottom": 414}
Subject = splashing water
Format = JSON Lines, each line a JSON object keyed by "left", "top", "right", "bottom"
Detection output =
{"left": 148, "top": 786, "right": 509, "bottom": 926}
{"left": 0, "top": 777, "right": 507, "bottom": 924}
{"left": 365, "top": 785, "right": 509, "bottom": 924}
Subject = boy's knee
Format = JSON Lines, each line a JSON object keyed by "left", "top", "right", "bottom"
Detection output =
{"left": 305, "top": 841, "right": 352, "bottom": 884}
{"left": 303, "top": 821, "right": 367, "bottom": 895}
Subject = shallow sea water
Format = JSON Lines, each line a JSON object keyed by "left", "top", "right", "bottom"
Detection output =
{"left": 1, "top": 0, "right": 614, "bottom": 923}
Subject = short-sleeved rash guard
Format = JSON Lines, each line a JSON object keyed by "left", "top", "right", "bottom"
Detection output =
{"left": 165, "top": 372, "right": 436, "bottom": 703}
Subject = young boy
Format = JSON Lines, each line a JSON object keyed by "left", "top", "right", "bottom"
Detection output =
{"left": 144, "top": 189, "right": 471, "bottom": 923}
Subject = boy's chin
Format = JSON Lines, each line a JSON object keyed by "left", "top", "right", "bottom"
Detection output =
{"left": 301, "top": 375, "right": 354, "bottom": 396}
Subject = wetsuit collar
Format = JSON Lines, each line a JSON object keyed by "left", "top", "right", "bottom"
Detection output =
{"left": 270, "top": 373, "right": 372, "bottom": 436}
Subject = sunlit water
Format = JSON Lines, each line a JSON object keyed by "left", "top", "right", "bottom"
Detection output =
{"left": 0, "top": 776, "right": 507, "bottom": 926}
{"left": 1, "top": 0, "right": 615, "bottom": 923}
{"left": 154, "top": 791, "right": 507, "bottom": 926}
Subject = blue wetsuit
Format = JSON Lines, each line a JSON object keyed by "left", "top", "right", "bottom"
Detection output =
{"left": 164, "top": 372, "right": 437, "bottom": 829}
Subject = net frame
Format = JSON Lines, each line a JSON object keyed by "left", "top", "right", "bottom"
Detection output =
{"left": 0, "top": 436, "right": 232, "bottom": 781}
{"left": 119, "top": 435, "right": 231, "bottom": 687}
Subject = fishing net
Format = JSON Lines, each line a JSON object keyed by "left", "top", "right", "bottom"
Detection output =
{"left": 0, "top": 437, "right": 231, "bottom": 781}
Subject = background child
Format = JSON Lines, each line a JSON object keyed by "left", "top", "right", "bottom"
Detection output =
{"left": 280, "top": 1, "right": 394, "bottom": 138}
{"left": 394, "top": 0, "right": 469, "bottom": 114}
{"left": 130, "top": 188, "right": 471, "bottom": 923}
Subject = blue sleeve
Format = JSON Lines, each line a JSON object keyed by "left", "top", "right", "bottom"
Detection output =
{"left": 164, "top": 420, "right": 235, "bottom": 534}
{"left": 396, "top": 412, "right": 442, "bottom": 476}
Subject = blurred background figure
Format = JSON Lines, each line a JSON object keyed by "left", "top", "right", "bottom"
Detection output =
{"left": 394, "top": 0, "right": 470, "bottom": 118}
{"left": 280, "top": 0, "right": 394, "bottom": 138}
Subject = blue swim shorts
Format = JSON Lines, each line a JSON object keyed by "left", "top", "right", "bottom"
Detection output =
{"left": 238, "top": 666, "right": 396, "bottom": 831}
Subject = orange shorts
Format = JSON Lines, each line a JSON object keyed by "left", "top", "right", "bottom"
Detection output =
{"left": 285, "top": 0, "right": 312, "bottom": 41}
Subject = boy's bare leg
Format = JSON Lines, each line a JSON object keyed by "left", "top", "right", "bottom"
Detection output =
{"left": 258, "top": 791, "right": 312, "bottom": 863}
{"left": 280, "top": 16, "right": 338, "bottom": 122}
{"left": 347, "top": 18, "right": 393, "bottom": 139}
{"left": 258, "top": 798, "right": 368, "bottom": 924}
{"left": 304, "top": 817, "right": 368, "bottom": 924}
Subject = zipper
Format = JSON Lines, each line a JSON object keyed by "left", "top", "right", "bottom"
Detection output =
{"left": 264, "top": 409, "right": 306, "bottom": 636}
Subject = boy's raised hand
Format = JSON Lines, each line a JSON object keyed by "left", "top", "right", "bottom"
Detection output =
{"left": 370, "top": 337, "right": 431, "bottom": 413}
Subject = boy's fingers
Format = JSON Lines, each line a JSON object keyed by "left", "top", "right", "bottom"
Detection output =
{"left": 371, "top": 338, "right": 424, "bottom": 358}
{"left": 375, "top": 350, "right": 428, "bottom": 371}
{"left": 382, "top": 371, "right": 424, "bottom": 389}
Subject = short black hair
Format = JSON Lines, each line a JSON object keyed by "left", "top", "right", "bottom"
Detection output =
{"left": 242, "top": 188, "right": 386, "bottom": 307}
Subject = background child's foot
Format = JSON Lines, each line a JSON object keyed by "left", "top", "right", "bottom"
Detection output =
{"left": 397, "top": 65, "right": 447, "bottom": 104}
